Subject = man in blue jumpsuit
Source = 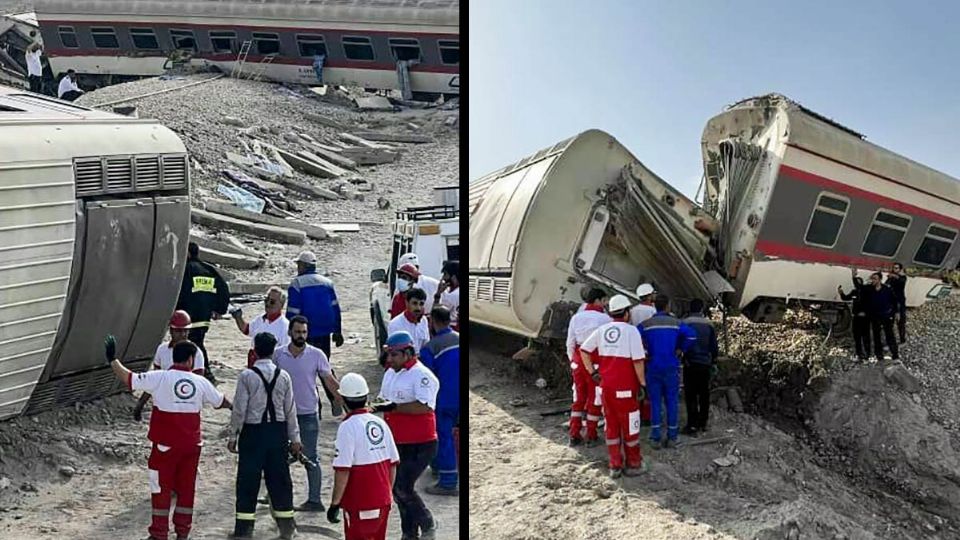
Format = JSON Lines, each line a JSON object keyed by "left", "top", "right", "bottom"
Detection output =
{"left": 420, "top": 305, "right": 460, "bottom": 496}
{"left": 639, "top": 294, "right": 696, "bottom": 448}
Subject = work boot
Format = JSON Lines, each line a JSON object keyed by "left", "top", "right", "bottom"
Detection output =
{"left": 681, "top": 425, "right": 698, "bottom": 436}
{"left": 568, "top": 437, "right": 583, "bottom": 447}
{"left": 609, "top": 468, "right": 622, "bottom": 479}
{"left": 623, "top": 461, "right": 649, "bottom": 477}
{"left": 420, "top": 517, "right": 439, "bottom": 539}
{"left": 650, "top": 438, "right": 664, "bottom": 450}
{"left": 295, "top": 500, "right": 325, "bottom": 512}
{"left": 425, "top": 483, "right": 459, "bottom": 496}
{"left": 276, "top": 517, "right": 296, "bottom": 539}
{"left": 664, "top": 438, "right": 677, "bottom": 449}
{"left": 177, "top": 536, "right": 190, "bottom": 540}
{"left": 584, "top": 437, "right": 600, "bottom": 448}
{"left": 232, "top": 520, "right": 254, "bottom": 539}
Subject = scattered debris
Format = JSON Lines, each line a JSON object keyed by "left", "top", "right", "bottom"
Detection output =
{"left": 191, "top": 208, "right": 306, "bottom": 245}
{"left": 221, "top": 116, "right": 247, "bottom": 128}
{"left": 352, "top": 131, "right": 435, "bottom": 144}
{"left": 354, "top": 96, "right": 395, "bottom": 111}
{"left": 204, "top": 199, "right": 332, "bottom": 241}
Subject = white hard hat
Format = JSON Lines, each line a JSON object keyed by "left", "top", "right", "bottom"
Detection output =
{"left": 608, "top": 294, "right": 632, "bottom": 313}
{"left": 338, "top": 373, "right": 369, "bottom": 399}
{"left": 635, "top": 283, "right": 655, "bottom": 297}
{"left": 398, "top": 252, "right": 420, "bottom": 268}
{"left": 294, "top": 251, "right": 318, "bottom": 265}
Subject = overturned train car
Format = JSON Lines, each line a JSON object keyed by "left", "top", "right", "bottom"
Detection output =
{"left": 468, "top": 95, "right": 960, "bottom": 342}
{"left": 0, "top": 89, "right": 189, "bottom": 420}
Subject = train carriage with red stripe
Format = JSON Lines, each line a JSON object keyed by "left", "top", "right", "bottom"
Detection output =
{"left": 33, "top": 0, "right": 459, "bottom": 99}
{"left": 702, "top": 94, "right": 959, "bottom": 327}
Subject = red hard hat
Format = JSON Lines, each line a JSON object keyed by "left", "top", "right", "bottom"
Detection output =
{"left": 169, "top": 310, "right": 193, "bottom": 329}
{"left": 397, "top": 263, "right": 420, "bottom": 279}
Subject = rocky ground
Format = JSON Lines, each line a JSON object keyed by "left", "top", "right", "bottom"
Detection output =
{"left": 0, "top": 75, "right": 460, "bottom": 539}
{"left": 0, "top": 1, "right": 30, "bottom": 13}
{"left": 471, "top": 293, "right": 960, "bottom": 539}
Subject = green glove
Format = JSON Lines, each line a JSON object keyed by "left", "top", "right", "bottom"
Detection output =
{"left": 104, "top": 335, "right": 117, "bottom": 364}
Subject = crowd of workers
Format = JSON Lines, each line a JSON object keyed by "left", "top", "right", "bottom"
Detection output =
{"left": 566, "top": 264, "right": 909, "bottom": 478}
{"left": 105, "top": 242, "right": 460, "bottom": 540}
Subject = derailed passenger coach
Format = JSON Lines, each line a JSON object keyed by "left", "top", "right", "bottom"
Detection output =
{"left": 0, "top": 88, "right": 190, "bottom": 420}
{"left": 32, "top": 0, "right": 460, "bottom": 99}
{"left": 468, "top": 94, "right": 960, "bottom": 342}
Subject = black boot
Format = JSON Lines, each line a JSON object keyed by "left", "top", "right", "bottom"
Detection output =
{"left": 276, "top": 517, "right": 296, "bottom": 539}
{"left": 232, "top": 520, "right": 254, "bottom": 539}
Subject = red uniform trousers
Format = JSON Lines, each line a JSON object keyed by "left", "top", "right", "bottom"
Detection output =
{"left": 147, "top": 443, "right": 202, "bottom": 539}
{"left": 344, "top": 505, "right": 392, "bottom": 540}
{"left": 570, "top": 367, "right": 602, "bottom": 440}
{"left": 600, "top": 388, "right": 643, "bottom": 470}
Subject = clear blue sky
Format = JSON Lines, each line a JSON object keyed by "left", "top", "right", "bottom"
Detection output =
{"left": 468, "top": 1, "right": 960, "bottom": 199}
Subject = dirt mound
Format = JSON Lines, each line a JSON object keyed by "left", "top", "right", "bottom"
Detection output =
{"left": 815, "top": 364, "right": 960, "bottom": 520}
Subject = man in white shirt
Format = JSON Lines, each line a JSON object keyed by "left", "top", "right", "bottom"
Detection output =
{"left": 388, "top": 287, "right": 430, "bottom": 353}
{"left": 630, "top": 283, "right": 657, "bottom": 325}
{"left": 395, "top": 253, "right": 439, "bottom": 311}
{"left": 432, "top": 260, "right": 460, "bottom": 331}
{"left": 58, "top": 69, "right": 83, "bottom": 101}
{"left": 25, "top": 38, "right": 42, "bottom": 93}
{"left": 565, "top": 288, "right": 611, "bottom": 446}
{"left": 231, "top": 286, "right": 290, "bottom": 368}
{"left": 134, "top": 310, "right": 206, "bottom": 422}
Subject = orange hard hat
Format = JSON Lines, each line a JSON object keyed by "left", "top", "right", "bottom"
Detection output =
{"left": 169, "top": 310, "right": 193, "bottom": 329}
{"left": 397, "top": 263, "right": 420, "bottom": 279}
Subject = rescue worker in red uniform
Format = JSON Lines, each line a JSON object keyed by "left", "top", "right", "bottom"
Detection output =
{"left": 106, "top": 336, "right": 232, "bottom": 540}
{"left": 326, "top": 373, "right": 400, "bottom": 540}
{"left": 579, "top": 294, "right": 648, "bottom": 478}
{"left": 564, "top": 287, "right": 611, "bottom": 446}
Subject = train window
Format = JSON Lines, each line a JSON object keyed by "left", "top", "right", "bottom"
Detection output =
{"left": 913, "top": 224, "right": 957, "bottom": 267}
{"left": 389, "top": 38, "right": 421, "bottom": 61}
{"left": 438, "top": 40, "right": 459, "bottom": 65}
{"left": 862, "top": 209, "right": 912, "bottom": 258}
{"left": 170, "top": 29, "right": 197, "bottom": 51}
{"left": 130, "top": 28, "right": 159, "bottom": 50}
{"left": 296, "top": 34, "right": 326, "bottom": 57}
{"left": 91, "top": 27, "right": 119, "bottom": 49}
{"left": 253, "top": 32, "right": 280, "bottom": 55}
{"left": 58, "top": 26, "right": 78, "bottom": 48}
{"left": 210, "top": 31, "right": 236, "bottom": 53}
{"left": 342, "top": 36, "right": 375, "bottom": 61}
{"left": 803, "top": 192, "right": 849, "bottom": 248}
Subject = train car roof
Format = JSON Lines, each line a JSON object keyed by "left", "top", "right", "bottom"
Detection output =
{"left": 0, "top": 85, "right": 152, "bottom": 123}
{"left": 33, "top": 0, "right": 460, "bottom": 27}
{"left": 727, "top": 94, "right": 960, "bottom": 206}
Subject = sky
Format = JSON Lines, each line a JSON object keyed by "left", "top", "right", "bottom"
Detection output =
{"left": 468, "top": 1, "right": 960, "bottom": 200}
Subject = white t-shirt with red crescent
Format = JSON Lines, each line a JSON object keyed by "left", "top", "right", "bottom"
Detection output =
{"left": 580, "top": 321, "right": 646, "bottom": 394}
{"left": 379, "top": 359, "right": 439, "bottom": 444}
{"left": 565, "top": 306, "right": 612, "bottom": 369}
{"left": 129, "top": 367, "right": 224, "bottom": 447}
{"left": 332, "top": 410, "right": 400, "bottom": 511}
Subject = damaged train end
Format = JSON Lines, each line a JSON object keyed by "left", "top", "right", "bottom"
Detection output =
{"left": 702, "top": 94, "right": 960, "bottom": 330}
{"left": 468, "top": 129, "right": 728, "bottom": 357}
{"left": 0, "top": 89, "right": 190, "bottom": 420}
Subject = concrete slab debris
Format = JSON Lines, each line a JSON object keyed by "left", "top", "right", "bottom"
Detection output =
{"left": 198, "top": 245, "right": 264, "bottom": 270}
{"left": 304, "top": 143, "right": 358, "bottom": 170}
{"left": 276, "top": 148, "right": 341, "bottom": 179}
{"left": 221, "top": 116, "right": 247, "bottom": 127}
{"left": 229, "top": 282, "right": 288, "bottom": 295}
{"left": 351, "top": 131, "right": 435, "bottom": 144}
{"left": 304, "top": 112, "right": 348, "bottom": 131}
{"left": 205, "top": 199, "right": 332, "bottom": 240}
{"left": 354, "top": 96, "right": 395, "bottom": 111}
{"left": 339, "top": 147, "right": 400, "bottom": 165}
{"left": 298, "top": 150, "right": 349, "bottom": 177}
{"left": 189, "top": 232, "right": 264, "bottom": 259}
{"left": 339, "top": 132, "right": 391, "bottom": 149}
{"left": 320, "top": 223, "right": 361, "bottom": 233}
{"left": 191, "top": 208, "right": 306, "bottom": 244}
{"left": 309, "top": 86, "right": 328, "bottom": 96}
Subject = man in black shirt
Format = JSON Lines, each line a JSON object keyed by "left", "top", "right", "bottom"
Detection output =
{"left": 886, "top": 263, "right": 908, "bottom": 344}
{"left": 866, "top": 272, "right": 899, "bottom": 361}
{"left": 838, "top": 268, "right": 872, "bottom": 360}
{"left": 177, "top": 242, "right": 230, "bottom": 384}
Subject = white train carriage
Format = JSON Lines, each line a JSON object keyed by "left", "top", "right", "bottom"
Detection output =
{"left": 469, "top": 130, "right": 725, "bottom": 340}
{"left": 0, "top": 88, "right": 191, "bottom": 420}
{"left": 701, "top": 94, "right": 960, "bottom": 324}
{"left": 33, "top": 0, "right": 460, "bottom": 97}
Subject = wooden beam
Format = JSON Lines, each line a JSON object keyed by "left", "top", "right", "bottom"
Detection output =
{"left": 191, "top": 208, "right": 306, "bottom": 244}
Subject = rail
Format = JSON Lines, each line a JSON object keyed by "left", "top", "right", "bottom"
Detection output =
{"left": 89, "top": 73, "right": 225, "bottom": 109}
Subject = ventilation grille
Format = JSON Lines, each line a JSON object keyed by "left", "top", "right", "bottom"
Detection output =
{"left": 471, "top": 276, "right": 511, "bottom": 305}
{"left": 106, "top": 157, "right": 133, "bottom": 191}
{"left": 135, "top": 156, "right": 160, "bottom": 189}
{"left": 162, "top": 155, "right": 187, "bottom": 188}
{"left": 72, "top": 153, "right": 189, "bottom": 197}
{"left": 74, "top": 159, "right": 104, "bottom": 195}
